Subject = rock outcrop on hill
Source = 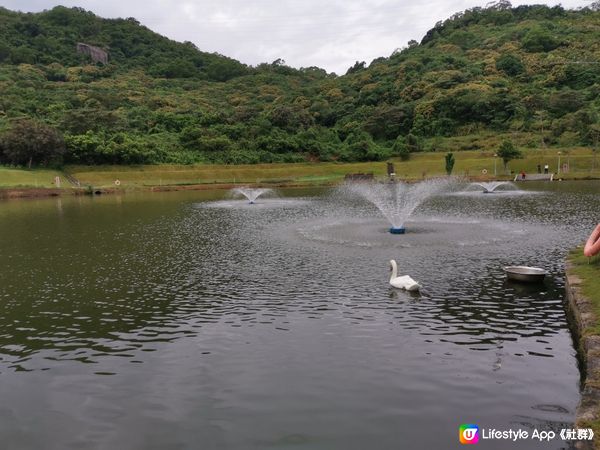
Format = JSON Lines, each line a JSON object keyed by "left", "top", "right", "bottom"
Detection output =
{"left": 76, "top": 43, "right": 108, "bottom": 65}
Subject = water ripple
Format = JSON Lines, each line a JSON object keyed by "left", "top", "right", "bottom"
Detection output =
{"left": 0, "top": 183, "right": 595, "bottom": 448}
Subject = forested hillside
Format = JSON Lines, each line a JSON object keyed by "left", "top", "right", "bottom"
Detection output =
{"left": 0, "top": 2, "right": 599, "bottom": 166}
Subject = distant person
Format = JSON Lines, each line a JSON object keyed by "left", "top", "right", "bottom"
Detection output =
{"left": 387, "top": 162, "right": 395, "bottom": 177}
{"left": 537, "top": 164, "right": 541, "bottom": 174}
{"left": 544, "top": 164, "right": 549, "bottom": 174}
{"left": 520, "top": 171, "right": 526, "bottom": 180}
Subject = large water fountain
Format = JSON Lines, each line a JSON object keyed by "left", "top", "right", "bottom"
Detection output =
{"left": 341, "top": 178, "right": 456, "bottom": 234}
{"left": 231, "top": 187, "right": 275, "bottom": 204}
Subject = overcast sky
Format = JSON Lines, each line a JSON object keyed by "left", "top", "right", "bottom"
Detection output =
{"left": 0, "top": 0, "right": 594, "bottom": 74}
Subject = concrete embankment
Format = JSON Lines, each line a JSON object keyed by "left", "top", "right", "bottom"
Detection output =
{"left": 0, "top": 188, "right": 65, "bottom": 199}
{"left": 565, "top": 259, "right": 600, "bottom": 450}
{"left": 0, "top": 181, "right": 337, "bottom": 200}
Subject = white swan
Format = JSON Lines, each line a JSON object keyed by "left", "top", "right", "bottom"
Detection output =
{"left": 389, "top": 260, "right": 420, "bottom": 291}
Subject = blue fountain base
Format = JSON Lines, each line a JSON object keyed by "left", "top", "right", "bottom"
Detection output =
{"left": 389, "top": 227, "right": 406, "bottom": 234}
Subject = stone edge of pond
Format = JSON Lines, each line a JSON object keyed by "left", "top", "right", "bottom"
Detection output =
{"left": 0, "top": 182, "right": 337, "bottom": 200}
{"left": 0, "top": 187, "right": 108, "bottom": 199}
{"left": 565, "top": 258, "right": 600, "bottom": 450}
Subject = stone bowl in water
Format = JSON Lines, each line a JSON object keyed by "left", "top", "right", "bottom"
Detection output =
{"left": 504, "top": 266, "right": 547, "bottom": 283}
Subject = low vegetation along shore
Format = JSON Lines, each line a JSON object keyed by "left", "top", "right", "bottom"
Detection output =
{"left": 566, "top": 249, "right": 600, "bottom": 448}
{"left": 1, "top": 148, "right": 599, "bottom": 196}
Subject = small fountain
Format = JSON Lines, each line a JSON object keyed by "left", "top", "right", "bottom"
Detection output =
{"left": 341, "top": 178, "right": 455, "bottom": 234}
{"left": 231, "top": 187, "right": 275, "bottom": 204}
{"left": 471, "top": 181, "right": 513, "bottom": 193}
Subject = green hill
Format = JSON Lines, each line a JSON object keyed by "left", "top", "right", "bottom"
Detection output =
{"left": 0, "top": 5, "right": 248, "bottom": 80}
{"left": 0, "top": 2, "right": 599, "bottom": 166}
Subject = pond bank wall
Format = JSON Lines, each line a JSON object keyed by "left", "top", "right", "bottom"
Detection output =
{"left": 0, "top": 182, "right": 337, "bottom": 200}
{"left": 565, "top": 260, "right": 599, "bottom": 450}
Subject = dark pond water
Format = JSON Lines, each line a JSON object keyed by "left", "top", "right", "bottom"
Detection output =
{"left": 0, "top": 181, "right": 598, "bottom": 450}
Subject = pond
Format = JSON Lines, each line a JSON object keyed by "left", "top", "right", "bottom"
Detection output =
{"left": 0, "top": 181, "right": 598, "bottom": 449}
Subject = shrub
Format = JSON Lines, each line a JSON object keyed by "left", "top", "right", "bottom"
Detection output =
{"left": 495, "top": 54, "right": 524, "bottom": 76}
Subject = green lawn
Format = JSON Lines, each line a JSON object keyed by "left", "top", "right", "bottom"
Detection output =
{"left": 66, "top": 161, "right": 388, "bottom": 188}
{"left": 64, "top": 148, "right": 600, "bottom": 188}
{"left": 0, "top": 167, "right": 65, "bottom": 188}
{"left": 1, "top": 147, "right": 599, "bottom": 189}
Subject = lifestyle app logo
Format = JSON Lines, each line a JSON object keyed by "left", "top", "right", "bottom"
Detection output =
{"left": 460, "top": 424, "right": 479, "bottom": 444}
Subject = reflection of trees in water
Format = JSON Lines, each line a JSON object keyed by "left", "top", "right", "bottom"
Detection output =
{"left": 0, "top": 202, "right": 205, "bottom": 371}
{"left": 0, "top": 201, "right": 321, "bottom": 371}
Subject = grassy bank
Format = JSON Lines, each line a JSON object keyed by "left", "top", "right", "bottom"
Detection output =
{"left": 67, "top": 161, "right": 387, "bottom": 188}
{"left": 567, "top": 247, "right": 600, "bottom": 446}
{"left": 0, "top": 167, "right": 65, "bottom": 188}
{"left": 1, "top": 148, "right": 599, "bottom": 190}
{"left": 568, "top": 248, "right": 600, "bottom": 336}
{"left": 65, "top": 148, "right": 600, "bottom": 189}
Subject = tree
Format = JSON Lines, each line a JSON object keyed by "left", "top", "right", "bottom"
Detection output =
{"left": 363, "top": 105, "right": 413, "bottom": 140}
{"left": 0, "top": 42, "right": 10, "bottom": 62}
{"left": 205, "top": 59, "right": 248, "bottom": 81}
{"left": 406, "top": 133, "right": 421, "bottom": 152}
{"left": 10, "top": 46, "right": 36, "bottom": 64}
{"left": 495, "top": 54, "right": 524, "bottom": 76}
{"left": 393, "top": 137, "right": 410, "bottom": 161}
{"left": 522, "top": 27, "right": 560, "bottom": 53}
{"left": 488, "top": 0, "right": 512, "bottom": 10}
{"left": 497, "top": 140, "right": 522, "bottom": 172}
{"left": 64, "top": 131, "right": 105, "bottom": 164}
{"left": 150, "top": 59, "right": 198, "bottom": 78}
{"left": 266, "top": 105, "right": 313, "bottom": 131}
{"left": 445, "top": 152, "right": 455, "bottom": 175}
{"left": 346, "top": 61, "right": 366, "bottom": 75}
{"left": 1, "top": 119, "right": 65, "bottom": 168}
